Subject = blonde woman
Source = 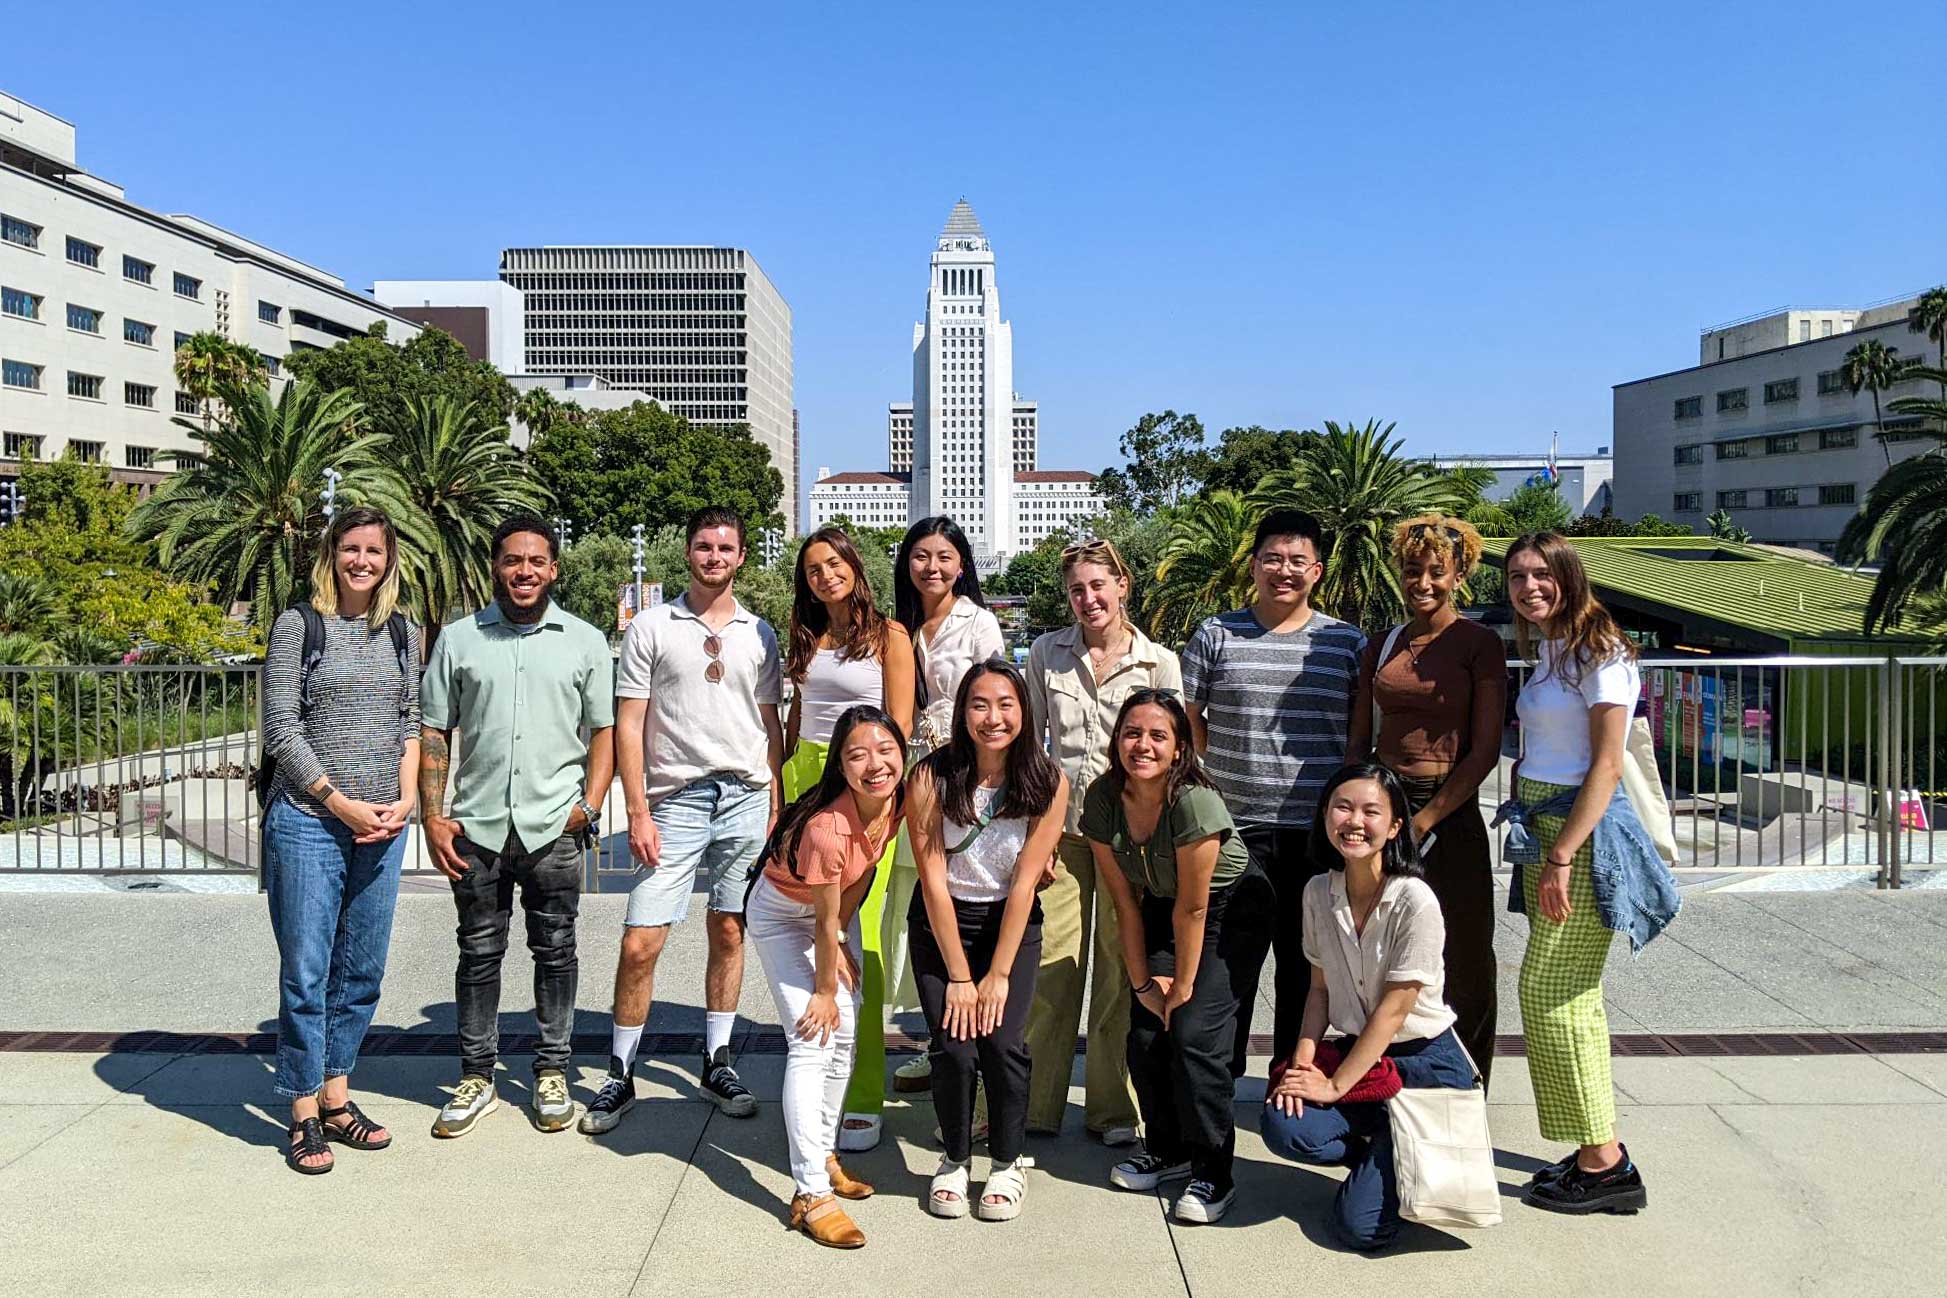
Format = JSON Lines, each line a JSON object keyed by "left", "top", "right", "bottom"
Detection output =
{"left": 262, "top": 506, "right": 420, "bottom": 1174}
{"left": 1021, "top": 538, "right": 1178, "bottom": 1145}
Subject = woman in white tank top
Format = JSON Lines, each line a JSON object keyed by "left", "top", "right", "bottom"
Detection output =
{"left": 906, "top": 660, "right": 1068, "bottom": 1222}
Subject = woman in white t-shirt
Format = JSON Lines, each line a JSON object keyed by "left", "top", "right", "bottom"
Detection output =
{"left": 1504, "top": 532, "right": 1649, "bottom": 1215}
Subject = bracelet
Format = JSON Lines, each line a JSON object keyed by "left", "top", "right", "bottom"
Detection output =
{"left": 949, "top": 977, "right": 974, "bottom": 985}
{"left": 1131, "top": 978, "right": 1157, "bottom": 996}
{"left": 317, "top": 783, "right": 339, "bottom": 801}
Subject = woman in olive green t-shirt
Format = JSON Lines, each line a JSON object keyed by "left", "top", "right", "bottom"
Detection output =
{"left": 1083, "top": 689, "right": 1271, "bottom": 1226}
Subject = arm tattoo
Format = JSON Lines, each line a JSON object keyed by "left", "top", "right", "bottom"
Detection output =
{"left": 419, "top": 728, "right": 451, "bottom": 818}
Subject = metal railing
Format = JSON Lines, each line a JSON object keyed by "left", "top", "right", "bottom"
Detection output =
{"left": 8, "top": 657, "right": 1942, "bottom": 889}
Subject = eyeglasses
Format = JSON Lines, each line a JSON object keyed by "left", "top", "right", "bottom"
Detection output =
{"left": 1408, "top": 523, "right": 1467, "bottom": 547}
{"left": 703, "top": 634, "right": 724, "bottom": 684}
{"left": 1061, "top": 538, "right": 1117, "bottom": 560}
{"left": 1255, "top": 554, "right": 1319, "bottom": 573}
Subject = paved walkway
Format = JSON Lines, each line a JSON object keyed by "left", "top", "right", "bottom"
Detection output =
{"left": 1, "top": 891, "right": 1944, "bottom": 1296}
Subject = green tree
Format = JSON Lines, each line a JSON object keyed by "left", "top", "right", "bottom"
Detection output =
{"left": 1909, "top": 287, "right": 1947, "bottom": 400}
{"left": 1843, "top": 338, "right": 1904, "bottom": 465}
{"left": 1096, "top": 410, "right": 1209, "bottom": 513}
{"left": 1247, "top": 420, "right": 1493, "bottom": 631}
{"left": 1836, "top": 447, "right": 1947, "bottom": 633}
{"left": 283, "top": 326, "right": 518, "bottom": 433}
{"left": 380, "top": 396, "right": 552, "bottom": 629}
{"left": 1565, "top": 512, "right": 1692, "bottom": 538}
{"left": 1503, "top": 480, "right": 1573, "bottom": 535}
{"left": 1146, "top": 490, "right": 1255, "bottom": 644}
{"left": 1888, "top": 365, "right": 1947, "bottom": 443}
{"left": 1201, "top": 426, "right": 1314, "bottom": 495}
{"left": 0, "top": 572, "right": 56, "bottom": 636}
{"left": 128, "top": 380, "right": 379, "bottom": 636}
{"left": 1706, "top": 509, "right": 1752, "bottom": 543}
{"left": 526, "top": 401, "right": 784, "bottom": 540}
{"left": 172, "top": 331, "right": 266, "bottom": 429}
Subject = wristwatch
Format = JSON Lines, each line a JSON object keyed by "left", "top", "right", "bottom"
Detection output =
{"left": 575, "top": 796, "right": 600, "bottom": 827}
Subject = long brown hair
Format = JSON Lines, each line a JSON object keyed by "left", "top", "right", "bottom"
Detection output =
{"left": 1507, "top": 531, "right": 1635, "bottom": 685}
{"left": 786, "top": 527, "right": 890, "bottom": 681}
{"left": 309, "top": 505, "right": 403, "bottom": 630}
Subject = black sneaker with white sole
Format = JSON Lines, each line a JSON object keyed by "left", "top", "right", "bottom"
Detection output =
{"left": 1174, "top": 1178, "right": 1236, "bottom": 1224}
{"left": 1110, "top": 1152, "right": 1193, "bottom": 1191}
{"left": 578, "top": 1056, "right": 637, "bottom": 1135}
{"left": 702, "top": 1047, "right": 757, "bottom": 1118}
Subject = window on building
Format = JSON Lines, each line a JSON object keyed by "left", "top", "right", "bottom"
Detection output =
{"left": 174, "top": 391, "right": 199, "bottom": 415}
{"left": 1766, "top": 433, "right": 1799, "bottom": 455}
{"left": 123, "top": 255, "right": 155, "bottom": 285}
{"left": 1674, "top": 395, "right": 1703, "bottom": 419}
{"left": 264, "top": 354, "right": 280, "bottom": 377}
{"left": 1717, "top": 439, "right": 1750, "bottom": 460}
{"left": 4, "top": 433, "right": 43, "bottom": 459}
{"left": 1765, "top": 487, "right": 1800, "bottom": 508}
{"left": 1673, "top": 492, "right": 1702, "bottom": 513}
{"left": 67, "top": 439, "right": 104, "bottom": 463}
{"left": 1819, "top": 483, "right": 1857, "bottom": 506}
{"left": 67, "top": 372, "right": 104, "bottom": 400}
{"left": 1674, "top": 443, "right": 1703, "bottom": 465}
{"left": 1, "top": 287, "right": 41, "bottom": 320}
{"left": 0, "top": 214, "right": 40, "bottom": 249}
{"left": 124, "top": 318, "right": 155, "bottom": 346}
{"left": 1820, "top": 320, "right": 1834, "bottom": 338}
{"left": 1816, "top": 369, "right": 1846, "bottom": 395}
{"left": 2, "top": 360, "right": 42, "bottom": 390}
{"left": 175, "top": 451, "right": 205, "bottom": 470}
{"left": 125, "top": 382, "right": 155, "bottom": 408}
{"left": 173, "top": 273, "right": 202, "bottom": 300}
{"left": 1799, "top": 320, "right": 1811, "bottom": 343}
{"left": 66, "top": 304, "right": 103, "bottom": 334}
{"left": 65, "top": 237, "right": 101, "bottom": 269}
{"left": 1820, "top": 427, "right": 1858, "bottom": 450}
{"left": 1717, "top": 388, "right": 1749, "bottom": 412}
{"left": 125, "top": 446, "right": 156, "bottom": 469}
{"left": 258, "top": 301, "right": 281, "bottom": 325}
{"left": 1717, "top": 490, "right": 1747, "bottom": 509}
{"left": 1765, "top": 378, "right": 1799, "bottom": 403}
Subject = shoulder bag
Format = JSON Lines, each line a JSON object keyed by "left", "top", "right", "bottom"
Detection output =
{"left": 1387, "top": 1037, "right": 1503, "bottom": 1229}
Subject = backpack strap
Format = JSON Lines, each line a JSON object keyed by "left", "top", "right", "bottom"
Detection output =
{"left": 944, "top": 781, "right": 1008, "bottom": 857}
{"left": 295, "top": 604, "right": 327, "bottom": 721}
{"left": 1370, "top": 624, "right": 1406, "bottom": 745}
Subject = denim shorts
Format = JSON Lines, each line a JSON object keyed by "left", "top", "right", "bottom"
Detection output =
{"left": 624, "top": 775, "right": 770, "bottom": 927}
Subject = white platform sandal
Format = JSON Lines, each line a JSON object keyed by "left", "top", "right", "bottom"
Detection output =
{"left": 976, "top": 1160, "right": 1026, "bottom": 1222}
{"left": 836, "top": 1112, "right": 882, "bottom": 1152}
{"left": 929, "top": 1156, "right": 971, "bottom": 1218}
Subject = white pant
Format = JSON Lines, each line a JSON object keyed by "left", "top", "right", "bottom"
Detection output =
{"left": 747, "top": 874, "right": 861, "bottom": 1196}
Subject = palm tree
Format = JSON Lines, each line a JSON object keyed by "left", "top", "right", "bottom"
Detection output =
{"left": 1837, "top": 446, "right": 1947, "bottom": 634}
{"left": 1145, "top": 490, "right": 1255, "bottom": 644}
{"left": 1706, "top": 509, "right": 1752, "bottom": 543}
{"left": 1909, "top": 287, "right": 1947, "bottom": 400}
{"left": 513, "top": 386, "right": 564, "bottom": 440}
{"left": 129, "top": 379, "right": 378, "bottom": 636}
{"left": 1889, "top": 365, "right": 1947, "bottom": 443}
{"left": 1247, "top": 420, "right": 1493, "bottom": 630}
{"left": 172, "top": 331, "right": 267, "bottom": 430}
{"left": 0, "top": 572, "right": 56, "bottom": 636}
{"left": 379, "top": 396, "right": 553, "bottom": 629}
{"left": 1842, "top": 338, "right": 1904, "bottom": 465}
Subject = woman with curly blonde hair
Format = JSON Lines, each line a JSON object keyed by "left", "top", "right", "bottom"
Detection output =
{"left": 1347, "top": 514, "right": 1506, "bottom": 1085}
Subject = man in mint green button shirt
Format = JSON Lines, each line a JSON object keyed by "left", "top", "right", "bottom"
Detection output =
{"left": 418, "top": 517, "right": 616, "bottom": 1138}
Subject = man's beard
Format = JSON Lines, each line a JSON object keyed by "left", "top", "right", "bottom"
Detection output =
{"left": 494, "top": 575, "right": 553, "bottom": 623}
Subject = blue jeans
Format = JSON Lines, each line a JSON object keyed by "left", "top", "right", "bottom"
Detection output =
{"left": 624, "top": 776, "right": 770, "bottom": 926}
{"left": 1259, "top": 1028, "right": 1475, "bottom": 1250}
{"left": 265, "top": 796, "right": 406, "bottom": 1098}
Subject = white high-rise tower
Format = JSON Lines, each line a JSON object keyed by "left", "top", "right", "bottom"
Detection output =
{"left": 909, "top": 200, "right": 1015, "bottom": 563}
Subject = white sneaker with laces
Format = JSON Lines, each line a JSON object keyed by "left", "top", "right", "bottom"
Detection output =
{"left": 533, "top": 1070, "right": 576, "bottom": 1132}
{"left": 431, "top": 1076, "right": 498, "bottom": 1139}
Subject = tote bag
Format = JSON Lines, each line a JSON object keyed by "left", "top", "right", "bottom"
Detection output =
{"left": 1620, "top": 715, "right": 1680, "bottom": 867}
{"left": 1388, "top": 1041, "right": 1502, "bottom": 1229}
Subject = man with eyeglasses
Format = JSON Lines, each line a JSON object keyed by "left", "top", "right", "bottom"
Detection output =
{"left": 581, "top": 506, "right": 786, "bottom": 1134}
{"left": 1179, "top": 508, "right": 1367, "bottom": 1066}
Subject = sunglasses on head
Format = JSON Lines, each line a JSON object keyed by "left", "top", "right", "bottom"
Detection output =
{"left": 1409, "top": 523, "right": 1466, "bottom": 547}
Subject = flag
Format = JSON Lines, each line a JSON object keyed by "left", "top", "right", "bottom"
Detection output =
{"left": 1546, "top": 432, "right": 1559, "bottom": 484}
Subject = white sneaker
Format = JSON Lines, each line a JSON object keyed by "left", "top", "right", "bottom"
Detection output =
{"left": 1098, "top": 1125, "right": 1141, "bottom": 1147}
{"left": 533, "top": 1070, "right": 576, "bottom": 1132}
{"left": 431, "top": 1076, "right": 497, "bottom": 1139}
{"left": 1174, "top": 1179, "right": 1236, "bottom": 1223}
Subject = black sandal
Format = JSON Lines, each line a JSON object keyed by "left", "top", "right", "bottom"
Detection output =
{"left": 320, "top": 1100, "right": 392, "bottom": 1151}
{"left": 286, "top": 1117, "right": 333, "bottom": 1175}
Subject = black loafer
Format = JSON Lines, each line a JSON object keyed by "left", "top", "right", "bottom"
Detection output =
{"left": 1527, "top": 1151, "right": 1577, "bottom": 1186}
{"left": 1524, "top": 1147, "right": 1647, "bottom": 1214}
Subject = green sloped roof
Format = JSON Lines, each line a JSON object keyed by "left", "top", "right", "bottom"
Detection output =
{"left": 1477, "top": 536, "right": 1943, "bottom": 645}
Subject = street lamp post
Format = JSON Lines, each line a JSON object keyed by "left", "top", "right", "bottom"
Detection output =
{"left": 630, "top": 523, "right": 646, "bottom": 611}
{"left": 320, "top": 468, "right": 342, "bottom": 533}
{"left": 0, "top": 480, "right": 22, "bottom": 527}
{"left": 554, "top": 517, "right": 574, "bottom": 549}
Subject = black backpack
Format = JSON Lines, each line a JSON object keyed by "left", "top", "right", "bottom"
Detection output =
{"left": 256, "top": 605, "right": 411, "bottom": 810}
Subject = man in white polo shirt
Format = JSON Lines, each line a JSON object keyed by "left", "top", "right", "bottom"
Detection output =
{"left": 581, "top": 506, "right": 785, "bottom": 1133}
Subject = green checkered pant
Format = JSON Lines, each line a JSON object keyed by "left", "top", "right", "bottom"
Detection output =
{"left": 1517, "top": 777, "right": 1617, "bottom": 1145}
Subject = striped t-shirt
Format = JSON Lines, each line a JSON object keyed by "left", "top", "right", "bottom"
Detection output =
{"left": 1180, "top": 607, "right": 1367, "bottom": 827}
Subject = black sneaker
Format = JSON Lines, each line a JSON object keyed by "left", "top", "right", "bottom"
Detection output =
{"left": 1174, "top": 1178, "right": 1236, "bottom": 1224}
{"left": 1524, "top": 1146, "right": 1647, "bottom": 1214}
{"left": 1110, "top": 1152, "right": 1193, "bottom": 1191}
{"left": 702, "top": 1046, "right": 757, "bottom": 1118}
{"left": 1527, "top": 1151, "right": 1578, "bottom": 1186}
{"left": 578, "top": 1056, "right": 637, "bottom": 1135}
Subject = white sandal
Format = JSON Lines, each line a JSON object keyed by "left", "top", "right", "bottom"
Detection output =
{"left": 929, "top": 1156, "right": 971, "bottom": 1218}
{"left": 836, "top": 1112, "right": 882, "bottom": 1152}
{"left": 976, "top": 1160, "right": 1026, "bottom": 1222}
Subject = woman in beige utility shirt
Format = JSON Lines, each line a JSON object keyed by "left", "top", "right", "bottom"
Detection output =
{"left": 1021, "top": 538, "right": 1181, "bottom": 1143}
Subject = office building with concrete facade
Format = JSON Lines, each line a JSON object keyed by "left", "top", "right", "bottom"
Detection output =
{"left": 1432, "top": 448, "right": 1615, "bottom": 516}
{"left": 808, "top": 464, "right": 1105, "bottom": 554}
{"left": 888, "top": 397, "right": 1038, "bottom": 475}
{"left": 1, "top": 91, "right": 421, "bottom": 488}
{"left": 1613, "top": 296, "right": 1936, "bottom": 553}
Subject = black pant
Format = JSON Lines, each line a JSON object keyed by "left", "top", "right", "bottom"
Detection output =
{"left": 1401, "top": 777, "right": 1499, "bottom": 1090}
{"left": 1233, "top": 822, "right": 1322, "bottom": 1066}
{"left": 1127, "top": 869, "right": 1266, "bottom": 1187}
{"left": 450, "top": 828, "right": 582, "bottom": 1078}
{"left": 910, "top": 894, "right": 1041, "bottom": 1164}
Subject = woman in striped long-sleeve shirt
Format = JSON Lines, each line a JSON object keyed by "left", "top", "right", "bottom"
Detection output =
{"left": 262, "top": 506, "right": 421, "bottom": 1175}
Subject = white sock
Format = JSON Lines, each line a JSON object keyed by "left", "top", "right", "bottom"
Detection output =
{"left": 612, "top": 1022, "right": 645, "bottom": 1073}
{"left": 705, "top": 1011, "right": 736, "bottom": 1060}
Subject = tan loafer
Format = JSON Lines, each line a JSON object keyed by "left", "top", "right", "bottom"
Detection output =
{"left": 789, "top": 1193, "right": 866, "bottom": 1249}
{"left": 826, "top": 1154, "right": 875, "bottom": 1200}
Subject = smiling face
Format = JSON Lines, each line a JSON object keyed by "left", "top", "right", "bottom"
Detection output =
{"left": 839, "top": 721, "right": 904, "bottom": 805}
{"left": 1066, "top": 560, "right": 1127, "bottom": 633}
{"left": 1507, "top": 547, "right": 1561, "bottom": 630}
{"left": 688, "top": 524, "right": 745, "bottom": 591}
{"left": 493, "top": 528, "right": 557, "bottom": 613}
{"left": 802, "top": 541, "right": 856, "bottom": 607}
{"left": 909, "top": 534, "right": 963, "bottom": 606}
{"left": 1115, "top": 702, "right": 1179, "bottom": 784}
{"left": 1252, "top": 534, "right": 1323, "bottom": 610}
{"left": 1324, "top": 776, "right": 1401, "bottom": 863}
{"left": 333, "top": 523, "right": 389, "bottom": 603}
{"left": 1401, "top": 551, "right": 1461, "bottom": 618}
{"left": 962, "top": 670, "right": 1022, "bottom": 756}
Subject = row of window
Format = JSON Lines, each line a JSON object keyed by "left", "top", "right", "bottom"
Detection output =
{"left": 1675, "top": 427, "right": 1861, "bottom": 464}
{"left": 1, "top": 356, "right": 227, "bottom": 410}
{"left": 1672, "top": 484, "right": 1858, "bottom": 512}
{"left": 0, "top": 213, "right": 272, "bottom": 312}
{"left": 505, "top": 274, "right": 748, "bottom": 295}
{"left": 0, "top": 431, "right": 189, "bottom": 470}
{"left": 1675, "top": 363, "right": 1926, "bottom": 419}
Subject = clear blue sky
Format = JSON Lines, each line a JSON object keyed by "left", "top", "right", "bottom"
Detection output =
{"left": 13, "top": 1, "right": 1946, "bottom": 514}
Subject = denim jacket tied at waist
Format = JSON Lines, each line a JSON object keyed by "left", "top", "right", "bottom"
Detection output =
{"left": 1492, "top": 786, "right": 1680, "bottom": 954}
